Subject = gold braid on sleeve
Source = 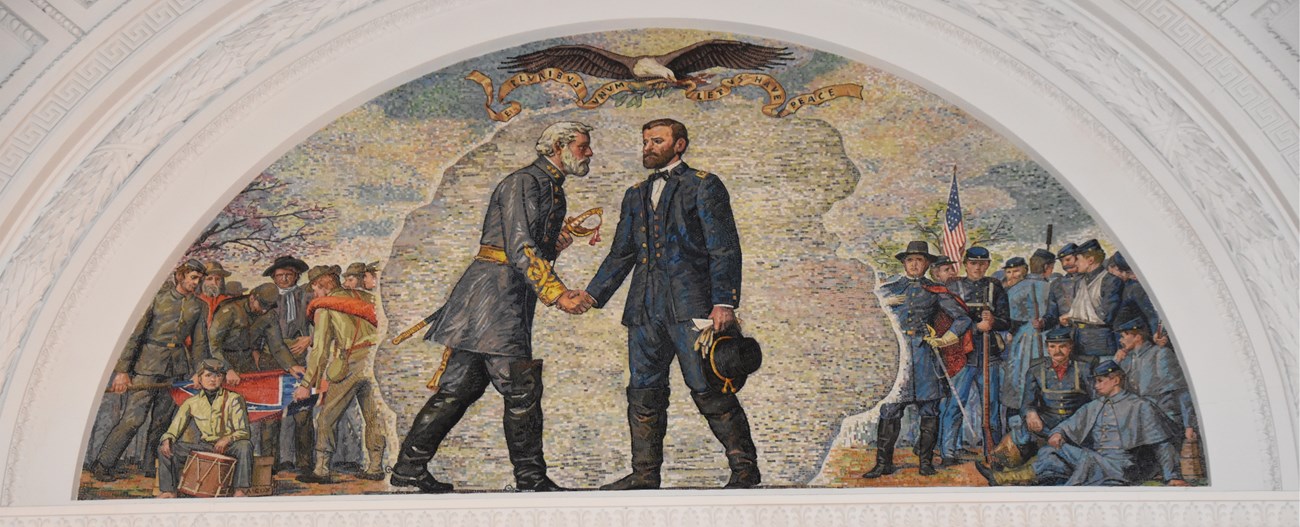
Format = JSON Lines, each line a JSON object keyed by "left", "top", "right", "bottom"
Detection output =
{"left": 523, "top": 246, "right": 566, "bottom": 305}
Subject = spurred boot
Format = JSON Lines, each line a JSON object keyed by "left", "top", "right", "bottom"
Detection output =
{"left": 601, "top": 387, "right": 670, "bottom": 490}
{"left": 503, "top": 360, "right": 565, "bottom": 492}
{"left": 691, "top": 390, "right": 761, "bottom": 488}
{"left": 916, "top": 416, "right": 939, "bottom": 476}
{"left": 390, "top": 389, "right": 479, "bottom": 493}
{"left": 862, "top": 417, "right": 900, "bottom": 478}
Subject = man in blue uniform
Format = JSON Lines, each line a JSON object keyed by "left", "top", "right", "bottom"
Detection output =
{"left": 1058, "top": 239, "right": 1124, "bottom": 358}
{"left": 992, "top": 327, "right": 1093, "bottom": 468}
{"left": 390, "top": 121, "right": 595, "bottom": 493}
{"left": 581, "top": 118, "right": 757, "bottom": 490}
{"left": 1110, "top": 252, "right": 1161, "bottom": 335}
{"left": 977, "top": 360, "right": 1187, "bottom": 486}
{"left": 940, "top": 247, "right": 1010, "bottom": 464}
{"left": 999, "top": 256, "right": 1049, "bottom": 458}
{"left": 1113, "top": 318, "right": 1196, "bottom": 444}
{"left": 1039, "top": 243, "right": 1078, "bottom": 333}
{"left": 862, "top": 241, "right": 971, "bottom": 478}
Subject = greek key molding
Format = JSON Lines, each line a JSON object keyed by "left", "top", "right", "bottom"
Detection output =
{"left": 0, "top": 0, "right": 201, "bottom": 190}
{"left": 1122, "top": 0, "right": 1299, "bottom": 172}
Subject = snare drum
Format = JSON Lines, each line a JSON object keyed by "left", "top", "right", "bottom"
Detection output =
{"left": 178, "top": 450, "right": 237, "bottom": 497}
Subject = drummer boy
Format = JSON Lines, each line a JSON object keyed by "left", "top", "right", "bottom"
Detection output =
{"left": 157, "top": 358, "right": 253, "bottom": 498}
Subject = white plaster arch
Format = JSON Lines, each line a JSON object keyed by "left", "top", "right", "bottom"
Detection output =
{"left": 0, "top": 0, "right": 1294, "bottom": 523}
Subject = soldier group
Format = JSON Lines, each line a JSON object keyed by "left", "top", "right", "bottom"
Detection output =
{"left": 90, "top": 255, "right": 388, "bottom": 495}
{"left": 868, "top": 239, "right": 1198, "bottom": 486}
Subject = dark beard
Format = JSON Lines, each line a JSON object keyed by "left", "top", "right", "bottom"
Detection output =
{"left": 642, "top": 151, "right": 671, "bottom": 169}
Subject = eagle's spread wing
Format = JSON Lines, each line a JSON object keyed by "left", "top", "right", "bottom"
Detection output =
{"left": 502, "top": 45, "right": 636, "bottom": 79}
{"left": 662, "top": 40, "right": 792, "bottom": 77}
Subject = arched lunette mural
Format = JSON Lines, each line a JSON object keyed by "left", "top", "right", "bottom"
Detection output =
{"left": 78, "top": 28, "right": 1207, "bottom": 498}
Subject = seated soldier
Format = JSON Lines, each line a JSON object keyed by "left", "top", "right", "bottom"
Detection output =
{"left": 990, "top": 327, "right": 1093, "bottom": 469}
{"left": 1113, "top": 317, "right": 1197, "bottom": 445}
{"left": 157, "top": 359, "right": 254, "bottom": 498}
{"left": 976, "top": 360, "right": 1187, "bottom": 487}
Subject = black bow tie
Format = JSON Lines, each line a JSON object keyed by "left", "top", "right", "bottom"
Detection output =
{"left": 649, "top": 171, "right": 670, "bottom": 182}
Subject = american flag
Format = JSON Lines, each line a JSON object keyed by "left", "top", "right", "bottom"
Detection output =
{"left": 941, "top": 171, "right": 967, "bottom": 265}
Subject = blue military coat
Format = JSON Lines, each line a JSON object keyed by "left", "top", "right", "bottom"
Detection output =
{"left": 1119, "top": 342, "right": 1196, "bottom": 429}
{"left": 1116, "top": 279, "right": 1160, "bottom": 334}
{"left": 879, "top": 275, "right": 971, "bottom": 403}
{"left": 1002, "top": 276, "right": 1050, "bottom": 407}
{"left": 586, "top": 162, "right": 742, "bottom": 327}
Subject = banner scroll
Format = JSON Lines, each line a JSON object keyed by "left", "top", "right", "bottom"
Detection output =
{"left": 466, "top": 69, "right": 862, "bottom": 122}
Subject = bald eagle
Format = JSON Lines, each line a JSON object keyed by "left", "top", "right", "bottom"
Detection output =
{"left": 502, "top": 39, "right": 792, "bottom": 83}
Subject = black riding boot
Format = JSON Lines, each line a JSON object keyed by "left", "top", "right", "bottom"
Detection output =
{"left": 862, "top": 417, "right": 900, "bottom": 478}
{"left": 916, "top": 416, "right": 939, "bottom": 476}
{"left": 692, "top": 390, "right": 761, "bottom": 489}
{"left": 390, "top": 389, "right": 479, "bottom": 493}
{"left": 601, "top": 386, "right": 670, "bottom": 490}
{"left": 503, "top": 360, "right": 564, "bottom": 491}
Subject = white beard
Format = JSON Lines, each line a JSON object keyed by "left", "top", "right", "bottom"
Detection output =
{"left": 560, "top": 147, "right": 590, "bottom": 177}
{"left": 202, "top": 284, "right": 222, "bottom": 297}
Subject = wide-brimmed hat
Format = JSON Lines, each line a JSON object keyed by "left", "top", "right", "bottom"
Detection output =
{"left": 262, "top": 255, "right": 309, "bottom": 277}
{"left": 307, "top": 264, "right": 342, "bottom": 284}
{"left": 894, "top": 241, "right": 938, "bottom": 263}
{"left": 365, "top": 261, "right": 380, "bottom": 274}
{"left": 701, "top": 329, "right": 762, "bottom": 394}
{"left": 344, "top": 262, "right": 367, "bottom": 278}
{"left": 224, "top": 281, "right": 248, "bottom": 296}
{"left": 203, "top": 260, "right": 232, "bottom": 277}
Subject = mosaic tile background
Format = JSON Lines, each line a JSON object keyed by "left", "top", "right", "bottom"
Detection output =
{"left": 81, "top": 28, "right": 1200, "bottom": 496}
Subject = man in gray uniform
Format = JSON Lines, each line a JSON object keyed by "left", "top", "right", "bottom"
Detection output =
{"left": 977, "top": 360, "right": 1187, "bottom": 486}
{"left": 208, "top": 283, "right": 305, "bottom": 459}
{"left": 390, "top": 121, "right": 595, "bottom": 493}
{"left": 1113, "top": 318, "right": 1196, "bottom": 444}
{"left": 92, "top": 259, "right": 210, "bottom": 481}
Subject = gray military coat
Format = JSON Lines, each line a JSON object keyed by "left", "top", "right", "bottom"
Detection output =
{"left": 425, "top": 157, "right": 568, "bottom": 357}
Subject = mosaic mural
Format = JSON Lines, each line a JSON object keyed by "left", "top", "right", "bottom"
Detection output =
{"left": 79, "top": 28, "right": 1205, "bottom": 499}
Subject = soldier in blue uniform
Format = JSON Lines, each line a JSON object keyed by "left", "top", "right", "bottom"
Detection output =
{"left": 862, "top": 241, "right": 971, "bottom": 478}
{"left": 1113, "top": 318, "right": 1197, "bottom": 444}
{"left": 999, "top": 256, "right": 1049, "bottom": 458}
{"left": 1039, "top": 243, "right": 1079, "bottom": 333}
{"left": 977, "top": 360, "right": 1187, "bottom": 486}
{"left": 992, "top": 327, "right": 1093, "bottom": 468}
{"left": 940, "top": 247, "right": 1010, "bottom": 463}
{"left": 1110, "top": 252, "right": 1161, "bottom": 335}
{"left": 582, "top": 119, "right": 758, "bottom": 489}
{"left": 1057, "top": 239, "right": 1124, "bottom": 358}
{"left": 390, "top": 121, "right": 596, "bottom": 493}
{"left": 1030, "top": 248, "right": 1060, "bottom": 283}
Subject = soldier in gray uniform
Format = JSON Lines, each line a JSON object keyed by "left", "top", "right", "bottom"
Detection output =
{"left": 92, "top": 259, "right": 210, "bottom": 481}
{"left": 390, "top": 121, "right": 596, "bottom": 493}
{"left": 262, "top": 255, "right": 316, "bottom": 472}
{"left": 863, "top": 241, "right": 970, "bottom": 478}
{"left": 208, "top": 283, "right": 305, "bottom": 458}
{"left": 977, "top": 361, "right": 1187, "bottom": 486}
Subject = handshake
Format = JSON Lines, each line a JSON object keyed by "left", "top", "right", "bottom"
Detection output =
{"left": 556, "top": 289, "right": 596, "bottom": 315}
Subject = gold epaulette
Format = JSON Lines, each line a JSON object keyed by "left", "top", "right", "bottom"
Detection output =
{"left": 695, "top": 170, "right": 711, "bottom": 179}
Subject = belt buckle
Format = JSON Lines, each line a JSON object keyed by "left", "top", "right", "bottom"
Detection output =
{"left": 166, "top": 343, "right": 177, "bottom": 349}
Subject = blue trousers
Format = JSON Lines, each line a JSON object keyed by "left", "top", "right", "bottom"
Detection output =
{"left": 940, "top": 362, "right": 1003, "bottom": 457}
{"left": 627, "top": 317, "right": 710, "bottom": 392}
{"left": 1033, "top": 443, "right": 1133, "bottom": 486}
